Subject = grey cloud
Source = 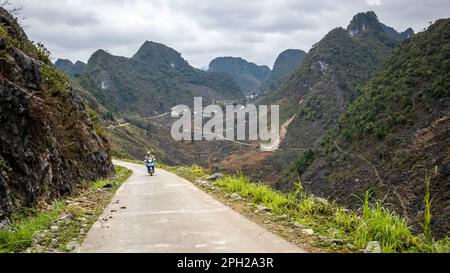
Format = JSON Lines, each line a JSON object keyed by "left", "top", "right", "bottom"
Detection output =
{"left": 11, "top": 0, "right": 450, "bottom": 68}
{"left": 17, "top": 0, "right": 99, "bottom": 26}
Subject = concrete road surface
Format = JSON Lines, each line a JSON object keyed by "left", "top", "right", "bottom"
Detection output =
{"left": 80, "top": 160, "right": 305, "bottom": 253}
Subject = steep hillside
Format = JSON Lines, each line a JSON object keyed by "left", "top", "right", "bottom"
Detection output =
{"left": 57, "top": 41, "right": 244, "bottom": 118}
{"left": 260, "top": 49, "right": 307, "bottom": 95}
{"left": 240, "top": 12, "right": 414, "bottom": 177}
{"left": 107, "top": 123, "right": 169, "bottom": 163}
{"left": 0, "top": 8, "right": 113, "bottom": 227}
{"left": 208, "top": 57, "right": 271, "bottom": 95}
{"left": 301, "top": 19, "right": 450, "bottom": 237}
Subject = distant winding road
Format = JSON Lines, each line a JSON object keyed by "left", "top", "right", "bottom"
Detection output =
{"left": 80, "top": 160, "right": 304, "bottom": 253}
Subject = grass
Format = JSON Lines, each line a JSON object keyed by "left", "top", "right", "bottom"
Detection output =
{"left": 0, "top": 166, "right": 132, "bottom": 253}
{"left": 0, "top": 202, "right": 64, "bottom": 253}
{"left": 170, "top": 165, "right": 450, "bottom": 253}
{"left": 90, "top": 168, "right": 124, "bottom": 191}
{"left": 333, "top": 192, "right": 416, "bottom": 252}
{"left": 422, "top": 167, "right": 437, "bottom": 243}
{"left": 165, "top": 165, "right": 209, "bottom": 182}
{"left": 89, "top": 165, "right": 131, "bottom": 191}
{"left": 215, "top": 175, "right": 291, "bottom": 215}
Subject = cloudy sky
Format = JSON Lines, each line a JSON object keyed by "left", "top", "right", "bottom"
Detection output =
{"left": 10, "top": 0, "right": 450, "bottom": 68}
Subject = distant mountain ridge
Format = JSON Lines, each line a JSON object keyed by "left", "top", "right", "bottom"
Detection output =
{"left": 260, "top": 49, "right": 307, "bottom": 95}
{"left": 56, "top": 41, "right": 244, "bottom": 117}
{"left": 55, "top": 59, "right": 87, "bottom": 78}
{"left": 381, "top": 24, "right": 414, "bottom": 42}
{"left": 208, "top": 57, "right": 271, "bottom": 95}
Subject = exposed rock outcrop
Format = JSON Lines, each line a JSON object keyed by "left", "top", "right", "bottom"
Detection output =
{"left": 0, "top": 8, "right": 114, "bottom": 225}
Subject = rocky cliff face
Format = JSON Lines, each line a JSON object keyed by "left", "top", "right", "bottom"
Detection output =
{"left": 0, "top": 8, "right": 114, "bottom": 227}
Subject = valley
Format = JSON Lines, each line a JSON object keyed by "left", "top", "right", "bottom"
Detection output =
{"left": 0, "top": 2, "right": 449, "bottom": 254}
{"left": 57, "top": 11, "right": 449, "bottom": 240}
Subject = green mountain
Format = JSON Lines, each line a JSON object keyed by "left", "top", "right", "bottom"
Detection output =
{"left": 301, "top": 18, "right": 450, "bottom": 237}
{"left": 208, "top": 57, "right": 271, "bottom": 95}
{"left": 261, "top": 12, "right": 413, "bottom": 155}
{"left": 57, "top": 41, "right": 244, "bottom": 118}
{"left": 260, "top": 49, "right": 307, "bottom": 95}
{"left": 225, "top": 11, "right": 414, "bottom": 195}
{"left": 381, "top": 24, "right": 415, "bottom": 43}
{"left": 54, "top": 59, "right": 87, "bottom": 78}
{"left": 0, "top": 8, "right": 113, "bottom": 226}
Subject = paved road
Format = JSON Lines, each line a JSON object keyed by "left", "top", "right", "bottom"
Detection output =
{"left": 80, "top": 160, "right": 305, "bottom": 253}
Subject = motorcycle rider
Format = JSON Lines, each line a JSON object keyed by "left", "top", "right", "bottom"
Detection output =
{"left": 145, "top": 151, "right": 155, "bottom": 162}
{"left": 145, "top": 151, "right": 156, "bottom": 174}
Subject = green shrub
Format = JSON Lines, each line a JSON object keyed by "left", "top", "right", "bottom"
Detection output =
{"left": 40, "top": 64, "right": 70, "bottom": 97}
{"left": 31, "top": 41, "right": 51, "bottom": 63}
{"left": 294, "top": 149, "right": 316, "bottom": 176}
{"left": 299, "top": 96, "right": 323, "bottom": 121}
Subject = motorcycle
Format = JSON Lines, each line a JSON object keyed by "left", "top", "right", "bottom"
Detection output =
{"left": 145, "top": 160, "right": 155, "bottom": 176}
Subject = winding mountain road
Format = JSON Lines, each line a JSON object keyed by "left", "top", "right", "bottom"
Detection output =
{"left": 80, "top": 160, "right": 304, "bottom": 253}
